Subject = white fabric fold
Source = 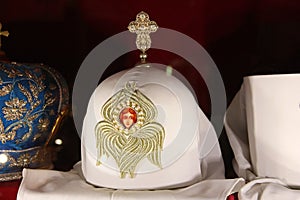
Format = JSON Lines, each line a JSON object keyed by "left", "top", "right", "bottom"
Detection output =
{"left": 18, "top": 118, "right": 244, "bottom": 200}
{"left": 225, "top": 74, "right": 300, "bottom": 199}
{"left": 239, "top": 178, "right": 300, "bottom": 200}
{"left": 17, "top": 162, "right": 244, "bottom": 200}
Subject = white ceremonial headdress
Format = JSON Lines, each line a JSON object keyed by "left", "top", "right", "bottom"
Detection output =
{"left": 80, "top": 11, "right": 226, "bottom": 189}
{"left": 81, "top": 64, "right": 217, "bottom": 189}
{"left": 17, "top": 11, "right": 244, "bottom": 200}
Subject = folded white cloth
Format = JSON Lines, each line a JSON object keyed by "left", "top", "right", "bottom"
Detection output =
{"left": 18, "top": 103, "right": 245, "bottom": 200}
{"left": 225, "top": 74, "right": 300, "bottom": 199}
{"left": 17, "top": 162, "right": 244, "bottom": 200}
{"left": 239, "top": 178, "right": 300, "bottom": 200}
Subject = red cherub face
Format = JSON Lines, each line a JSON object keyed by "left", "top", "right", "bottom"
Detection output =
{"left": 119, "top": 108, "right": 137, "bottom": 129}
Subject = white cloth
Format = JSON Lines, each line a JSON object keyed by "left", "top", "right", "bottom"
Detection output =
{"left": 17, "top": 162, "right": 244, "bottom": 200}
{"left": 225, "top": 74, "right": 300, "bottom": 199}
{"left": 18, "top": 107, "right": 245, "bottom": 199}
{"left": 239, "top": 178, "right": 300, "bottom": 200}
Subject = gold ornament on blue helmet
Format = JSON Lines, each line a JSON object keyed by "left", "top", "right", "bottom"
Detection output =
{"left": 0, "top": 26, "right": 69, "bottom": 181}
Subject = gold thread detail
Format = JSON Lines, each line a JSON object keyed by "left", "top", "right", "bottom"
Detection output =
{"left": 0, "top": 172, "right": 22, "bottom": 182}
{"left": 0, "top": 147, "right": 54, "bottom": 181}
{"left": 0, "top": 63, "right": 55, "bottom": 144}
{"left": 95, "top": 82, "right": 165, "bottom": 178}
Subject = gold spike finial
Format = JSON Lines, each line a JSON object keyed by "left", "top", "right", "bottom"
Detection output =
{"left": 128, "top": 11, "right": 158, "bottom": 63}
{"left": 0, "top": 23, "right": 9, "bottom": 50}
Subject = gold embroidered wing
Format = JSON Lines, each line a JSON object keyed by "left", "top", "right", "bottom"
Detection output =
{"left": 95, "top": 82, "right": 165, "bottom": 178}
{"left": 95, "top": 120, "right": 126, "bottom": 166}
{"left": 118, "top": 122, "right": 165, "bottom": 177}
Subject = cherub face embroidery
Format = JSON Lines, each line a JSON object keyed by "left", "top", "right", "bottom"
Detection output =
{"left": 95, "top": 82, "right": 165, "bottom": 178}
{"left": 119, "top": 107, "right": 137, "bottom": 129}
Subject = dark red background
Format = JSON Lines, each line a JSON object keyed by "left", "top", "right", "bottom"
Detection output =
{"left": 0, "top": 1, "right": 300, "bottom": 199}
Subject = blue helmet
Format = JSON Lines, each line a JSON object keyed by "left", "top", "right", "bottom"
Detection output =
{"left": 0, "top": 61, "right": 69, "bottom": 181}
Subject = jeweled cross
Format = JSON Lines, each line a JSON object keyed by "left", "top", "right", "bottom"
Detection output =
{"left": 0, "top": 23, "right": 9, "bottom": 49}
{"left": 128, "top": 11, "right": 158, "bottom": 62}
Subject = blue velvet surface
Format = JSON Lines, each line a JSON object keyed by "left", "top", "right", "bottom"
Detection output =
{"left": 0, "top": 61, "right": 68, "bottom": 176}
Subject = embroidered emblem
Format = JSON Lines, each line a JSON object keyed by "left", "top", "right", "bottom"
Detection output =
{"left": 95, "top": 82, "right": 165, "bottom": 178}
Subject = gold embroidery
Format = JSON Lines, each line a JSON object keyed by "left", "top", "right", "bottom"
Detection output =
{"left": 32, "top": 133, "right": 42, "bottom": 142}
{"left": 0, "top": 172, "right": 22, "bottom": 182}
{"left": 14, "top": 153, "right": 31, "bottom": 167}
{"left": 0, "top": 84, "right": 13, "bottom": 96}
{"left": 18, "top": 83, "right": 32, "bottom": 103}
{"left": 0, "top": 148, "right": 54, "bottom": 181}
{"left": 2, "top": 98, "right": 27, "bottom": 121}
{"left": 95, "top": 82, "right": 165, "bottom": 178}
{"left": 0, "top": 61, "right": 68, "bottom": 181}
{"left": 0, "top": 131, "right": 16, "bottom": 144}
{"left": 0, "top": 64, "right": 57, "bottom": 144}
{"left": 44, "top": 92, "right": 56, "bottom": 108}
{"left": 38, "top": 118, "right": 50, "bottom": 132}
{"left": 0, "top": 67, "right": 23, "bottom": 78}
{"left": 29, "top": 82, "right": 39, "bottom": 99}
{"left": 0, "top": 147, "right": 52, "bottom": 169}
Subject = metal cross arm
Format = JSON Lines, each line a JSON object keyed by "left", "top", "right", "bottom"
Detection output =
{"left": 0, "top": 23, "right": 9, "bottom": 49}
{"left": 128, "top": 11, "right": 158, "bottom": 62}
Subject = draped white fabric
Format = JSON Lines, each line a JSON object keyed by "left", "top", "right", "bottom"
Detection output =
{"left": 18, "top": 106, "right": 244, "bottom": 199}
{"left": 17, "top": 115, "right": 244, "bottom": 200}
{"left": 17, "top": 163, "right": 243, "bottom": 200}
{"left": 225, "top": 74, "right": 300, "bottom": 199}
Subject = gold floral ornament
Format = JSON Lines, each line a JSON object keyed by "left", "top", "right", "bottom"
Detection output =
{"left": 0, "top": 119, "right": 16, "bottom": 144}
{"left": 0, "top": 61, "right": 69, "bottom": 182}
{"left": 128, "top": 11, "right": 158, "bottom": 63}
{"left": 2, "top": 98, "right": 27, "bottom": 121}
{"left": 15, "top": 153, "right": 31, "bottom": 167}
{"left": 0, "top": 63, "right": 57, "bottom": 144}
{"left": 95, "top": 82, "right": 165, "bottom": 178}
{"left": 0, "top": 147, "right": 53, "bottom": 171}
{"left": 38, "top": 118, "right": 50, "bottom": 132}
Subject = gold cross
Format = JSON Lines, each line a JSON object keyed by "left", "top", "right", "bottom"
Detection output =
{"left": 0, "top": 23, "right": 9, "bottom": 49}
{"left": 128, "top": 11, "right": 158, "bottom": 62}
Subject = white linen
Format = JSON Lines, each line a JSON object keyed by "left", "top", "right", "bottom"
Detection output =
{"left": 225, "top": 74, "right": 300, "bottom": 199}
{"left": 239, "top": 178, "right": 300, "bottom": 200}
{"left": 17, "top": 162, "right": 244, "bottom": 200}
{"left": 18, "top": 103, "right": 245, "bottom": 199}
